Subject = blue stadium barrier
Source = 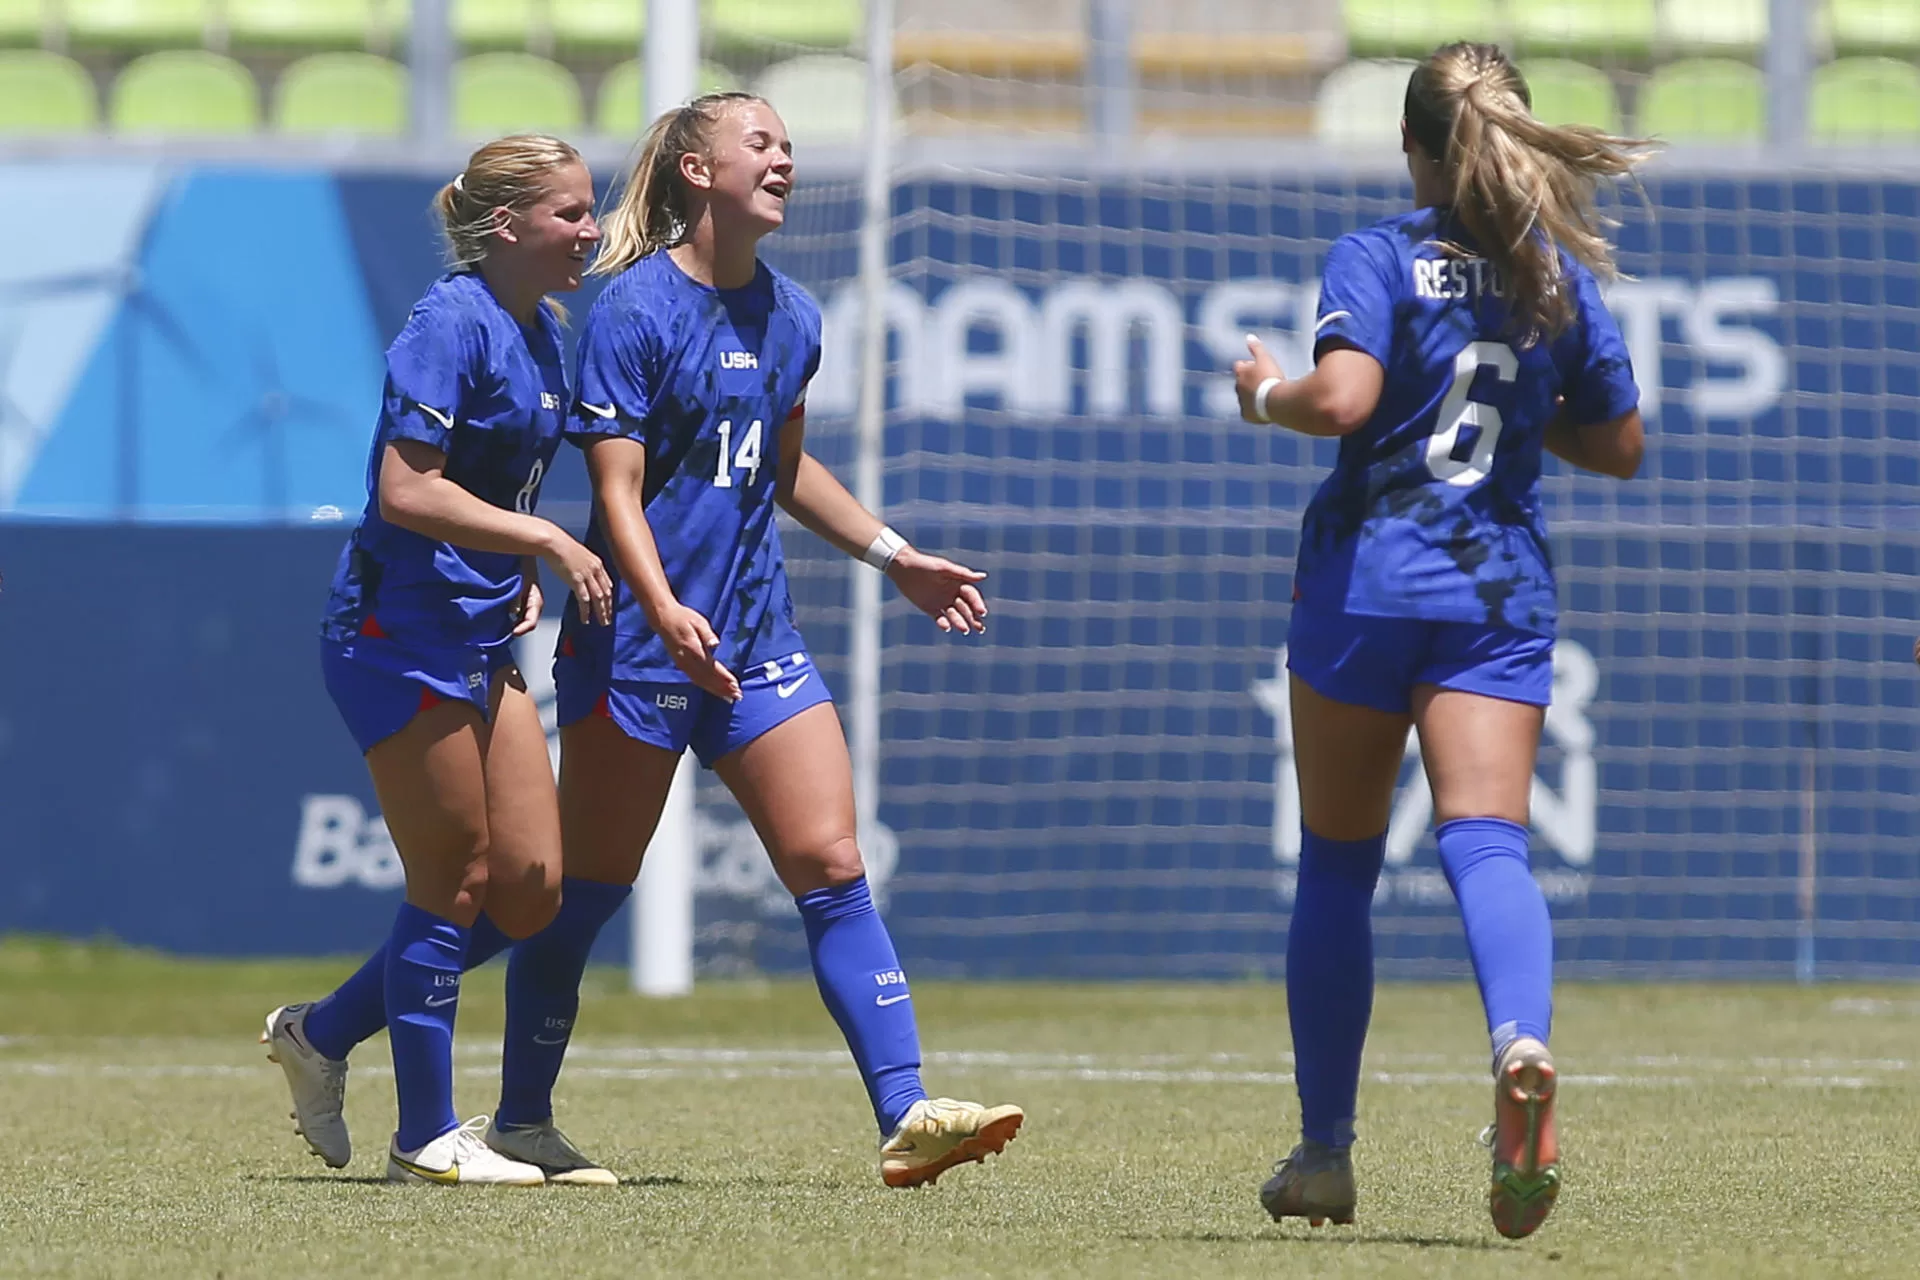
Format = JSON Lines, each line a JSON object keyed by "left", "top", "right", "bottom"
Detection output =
{"left": 1, "top": 163, "right": 1915, "bottom": 976}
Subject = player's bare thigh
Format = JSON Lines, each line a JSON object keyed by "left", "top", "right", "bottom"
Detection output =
{"left": 556, "top": 711, "right": 681, "bottom": 887}
{"left": 1411, "top": 684, "right": 1542, "bottom": 826}
{"left": 712, "top": 702, "right": 864, "bottom": 896}
{"left": 478, "top": 662, "right": 563, "bottom": 938}
{"left": 1288, "top": 674, "right": 1413, "bottom": 842}
{"left": 364, "top": 699, "right": 493, "bottom": 925}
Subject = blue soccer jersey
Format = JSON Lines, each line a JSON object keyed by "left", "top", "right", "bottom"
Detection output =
{"left": 561, "top": 251, "right": 820, "bottom": 683}
{"left": 1294, "top": 207, "right": 1640, "bottom": 636}
{"left": 321, "top": 272, "right": 569, "bottom": 655}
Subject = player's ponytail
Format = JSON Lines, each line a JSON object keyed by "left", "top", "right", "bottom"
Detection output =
{"left": 594, "top": 90, "right": 765, "bottom": 277}
{"left": 1405, "top": 43, "right": 1655, "bottom": 343}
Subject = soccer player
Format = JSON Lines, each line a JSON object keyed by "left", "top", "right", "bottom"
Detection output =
{"left": 1232, "top": 43, "right": 1648, "bottom": 1238}
{"left": 261, "top": 135, "right": 614, "bottom": 1186}
{"left": 506, "top": 91, "right": 1022, "bottom": 1188}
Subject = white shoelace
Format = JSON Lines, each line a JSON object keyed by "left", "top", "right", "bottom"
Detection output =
{"left": 446, "top": 1115, "right": 495, "bottom": 1162}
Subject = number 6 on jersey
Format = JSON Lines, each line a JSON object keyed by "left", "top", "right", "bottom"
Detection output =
{"left": 714, "top": 418, "right": 763, "bottom": 488}
{"left": 1427, "top": 341, "right": 1518, "bottom": 488}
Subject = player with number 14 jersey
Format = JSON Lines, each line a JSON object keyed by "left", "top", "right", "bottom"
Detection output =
{"left": 557, "top": 246, "right": 815, "bottom": 723}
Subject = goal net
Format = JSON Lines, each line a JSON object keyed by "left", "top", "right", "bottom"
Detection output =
{"left": 667, "top": 7, "right": 1920, "bottom": 981}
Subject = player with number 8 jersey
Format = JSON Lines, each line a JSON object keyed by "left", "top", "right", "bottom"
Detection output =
{"left": 266, "top": 136, "right": 615, "bottom": 1189}
{"left": 1233, "top": 43, "right": 1650, "bottom": 1241}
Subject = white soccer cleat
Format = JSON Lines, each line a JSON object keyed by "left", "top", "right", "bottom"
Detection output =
{"left": 260, "top": 1003, "right": 350, "bottom": 1169}
{"left": 879, "top": 1097, "right": 1024, "bottom": 1188}
{"left": 484, "top": 1118, "right": 618, "bottom": 1186}
{"left": 387, "top": 1115, "right": 546, "bottom": 1186}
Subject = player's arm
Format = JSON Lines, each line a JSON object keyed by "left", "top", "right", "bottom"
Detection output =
{"left": 775, "top": 406, "right": 987, "bottom": 635}
{"left": 376, "top": 439, "right": 611, "bottom": 623}
{"left": 1550, "top": 266, "right": 1644, "bottom": 480}
{"left": 582, "top": 435, "right": 740, "bottom": 699}
{"left": 1234, "top": 233, "right": 1392, "bottom": 436}
{"left": 1544, "top": 404, "right": 1643, "bottom": 479}
{"left": 1233, "top": 338, "right": 1384, "bottom": 437}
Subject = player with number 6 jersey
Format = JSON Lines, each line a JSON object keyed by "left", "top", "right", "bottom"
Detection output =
{"left": 1232, "top": 43, "right": 1651, "bottom": 1240}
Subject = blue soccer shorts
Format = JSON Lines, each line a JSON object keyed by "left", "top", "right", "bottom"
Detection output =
{"left": 553, "top": 648, "right": 834, "bottom": 767}
{"left": 1285, "top": 599, "right": 1554, "bottom": 715}
{"left": 321, "top": 637, "right": 517, "bottom": 754}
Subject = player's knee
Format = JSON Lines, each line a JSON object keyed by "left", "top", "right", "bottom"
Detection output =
{"left": 814, "top": 834, "right": 866, "bottom": 885}
{"left": 487, "top": 868, "right": 562, "bottom": 939}
{"left": 778, "top": 834, "right": 865, "bottom": 895}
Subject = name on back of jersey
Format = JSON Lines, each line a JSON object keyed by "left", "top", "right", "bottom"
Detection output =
{"left": 1413, "top": 255, "right": 1508, "bottom": 302}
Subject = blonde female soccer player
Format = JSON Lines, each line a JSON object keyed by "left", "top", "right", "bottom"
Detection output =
{"left": 1232, "top": 43, "right": 1649, "bottom": 1237}
{"left": 263, "top": 135, "right": 612, "bottom": 1186}
{"left": 508, "top": 92, "right": 1022, "bottom": 1189}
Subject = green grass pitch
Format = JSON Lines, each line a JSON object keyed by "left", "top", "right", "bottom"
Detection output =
{"left": 2, "top": 937, "right": 1918, "bottom": 1278}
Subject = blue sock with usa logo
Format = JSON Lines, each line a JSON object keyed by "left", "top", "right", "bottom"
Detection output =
{"left": 303, "top": 912, "right": 513, "bottom": 1062}
{"left": 796, "top": 876, "right": 926, "bottom": 1136}
{"left": 495, "top": 877, "right": 632, "bottom": 1129}
{"left": 384, "top": 901, "right": 469, "bottom": 1153}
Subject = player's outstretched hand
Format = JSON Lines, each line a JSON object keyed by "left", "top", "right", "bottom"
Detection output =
{"left": 654, "top": 601, "right": 743, "bottom": 701}
{"left": 888, "top": 548, "right": 988, "bottom": 635}
{"left": 544, "top": 534, "right": 614, "bottom": 627}
{"left": 1233, "top": 333, "right": 1286, "bottom": 423}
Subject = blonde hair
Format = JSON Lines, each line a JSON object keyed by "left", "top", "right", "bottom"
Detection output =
{"left": 1405, "top": 43, "right": 1655, "bottom": 342}
{"left": 593, "top": 91, "right": 766, "bottom": 277}
{"left": 433, "top": 133, "right": 584, "bottom": 267}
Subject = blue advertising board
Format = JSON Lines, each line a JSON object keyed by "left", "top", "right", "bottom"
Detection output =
{"left": 1, "top": 162, "right": 1915, "bottom": 977}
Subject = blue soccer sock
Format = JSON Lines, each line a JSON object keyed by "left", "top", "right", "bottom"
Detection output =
{"left": 495, "top": 877, "right": 632, "bottom": 1129}
{"left": 796, "top": 877, "right": 926, "bottom": 1136}
{"left": 384, "top": 901, "right": 469, "bottom": 1153}
{"left": 1437, "top": 817, "right": 1553, "bottom": 1065}
{"left": 1286, "top": 828, "right": 1387, "bottom": 1149}
{"left": 302, "top": 911, "right": 513, "bottom": 1062}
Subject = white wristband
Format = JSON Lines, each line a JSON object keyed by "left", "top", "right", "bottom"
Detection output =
{"left": 1251, "top": 376, "right": 1284, "bottom": 423}
{"left": 863, "top": 526, "right": 908, "bottom": 571}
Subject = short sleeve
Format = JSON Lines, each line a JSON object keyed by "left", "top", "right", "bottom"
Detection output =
{"left": 795, "top": 285, "right": 823, "bottom": 387}
{"left": 1314, "top": 232, "right": 1398, "bottom": 368}
{"left": 570, "top": 302, "right": 658, "bottom": 442}
{"left": 773, "top": 277, "right": 823, "bottom": 420}
{"left": 380, "top": 303, "right": 482, "bottom": 452}
{"left": 1560, "top": 267, "right": 1640, "bottom": 425}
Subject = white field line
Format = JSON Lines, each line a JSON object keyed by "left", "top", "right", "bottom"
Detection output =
{"left": 0, "top": 1044, "right": 1905, "bottom": 1091}
{"left": 1, "top": 1037, "right": 1911, "bottom": 1076}
{"left": 1830, "top": 997, "right": 1920, "bottom": 1017}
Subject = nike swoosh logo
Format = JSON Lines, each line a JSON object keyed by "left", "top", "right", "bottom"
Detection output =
{"left": 776, "top": 674, "right": 812, "bottom": 699}
{"left": 389, "top": 1153, "right": 461, "bottom": 1184}
{"left": 579, "top": 402, "right": 619, "bottom": 419}
{"left": 423, "top": 994, "right": 458, "bottom": 1009}
{"left": 876, "top": 992, "right": 911, "bottom": 1007}
{"left": 1315, "top": 310, "right": 1352, "bottom": 332}
{"left": 533, "top": 1034, "right": 569, "bottom": 1046}
{"left": 280, "top": 1017, "right": 310, "bottom": 1055}
{"left": 413, "top": 401, "right": 456, "bottom": 431}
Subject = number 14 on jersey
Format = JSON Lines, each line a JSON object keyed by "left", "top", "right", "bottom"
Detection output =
{"left": 714, "top": 418, "right": 763, "bottom": 488}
